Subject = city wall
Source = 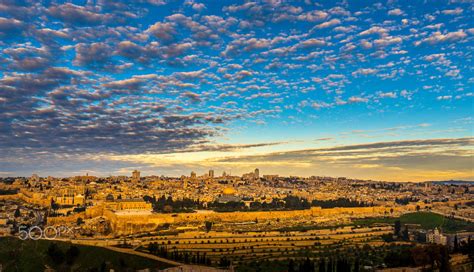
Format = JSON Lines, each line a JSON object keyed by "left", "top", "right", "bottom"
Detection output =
{"left": 0, "top": 191, "right": 51, "bottom": 206}
{"left": 47, "top": 212, "right": 86, "bottom": 225}
{"left": 41, "top": 201, "right": 442, "bottom": 236}
{"left": 79, "top": 205, "right": 422, "bottom": 235}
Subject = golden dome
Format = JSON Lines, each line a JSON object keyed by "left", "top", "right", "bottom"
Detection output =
{"left": 222, "top": 187, "right": 236, "bottom": 195}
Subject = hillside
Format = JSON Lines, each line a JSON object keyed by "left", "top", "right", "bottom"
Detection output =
{"left": 0, "top": 237, "right": 174, "bottom": 272}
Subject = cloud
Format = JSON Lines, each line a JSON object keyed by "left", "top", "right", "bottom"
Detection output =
{"left": 296, "top": 38, "right": 326, "bottom": 48}
{"left": 359, "top": 26, "right": 389, "bottom": 36}
{"left": 352, "top": 68, "right": 378, "bottom": 77}
{"left": 400, "top": 90, "right": 413, "bottom": 100}
{"left": 223, "top": 37, "right": 272, "bottom": 56}
{"left": 415, "top": 30, "right": 467, "bottom": 46}
{"left": 297, "top": 10, "right": 328, "bottom": 22}
{"left": 0, "top": 0, "right": 472, "bottom": 179}
{"left": 182, "top": 91, "right": 202, "bottom": 103}
{"left": 74, "top": 42, "right": 113, "bottom": 69}
{"left": 388, "top": 9, "right": 403, "bottom": 16}
{"left": 373, "top": 36, "right": 403, "bottom": 47}
{"left": 115, "top": 41, "right": 147, "bottom": 60}
{"left": 146, "top": 22, "right": 177, "bottom": 41}
{"left": 445, "top": 69, "right": 460, "bottom": 77}
{"left": 437, "top": 95, "right": 452, "bottom": 100}
{"left": 315, "top": 137, "right": 334, "bottom": 142}
{"left": 441, "top": 8, "right": 463, "bottom": 15}
{"left": 348, "top": 96, "right": 369, "bottom": 103}
{"left": 212, "top": 138, "right": 474, "bottom": 181}
{"left": 0, "top": 17, "right": 26, "bottom": 37}
{"left": 315, "top": 138, "right": 473, "bottom": 152}
{"left": 102, "top": 77, "right": 145, "bottom": 90}
{"left": 423, "top": 53, "right": 445, "bottom": 62}
{"left": 48, "top": 3, "right": 112, "bottom": 25}
{"left": 186, "top": 1, "right": 206, "bottom": 12}
{"left": 174, "top": 141, "right": 286, "bottom": 153}
{"left": 311, "top": 101, "right": 332, "bottom": 109}
{"left": 360, "top": 39, "right": 373, "bottom": 49}
{"left": 9, "top": 56, "right": 51, "bottom": 71}
{"left": 174, "top": 69, "right": 205, "bottom": 80}
{"left": 378, "top": 92, "right": 397, "bottom": 98}
{"left": 314, "top": 18, "right": 341, "bottom": 29}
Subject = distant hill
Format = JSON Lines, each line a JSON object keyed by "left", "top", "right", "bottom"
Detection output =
{"left": 428, "top": 180, "right": 474, "bottom": 185}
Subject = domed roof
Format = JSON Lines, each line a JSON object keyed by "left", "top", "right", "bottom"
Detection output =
{"left": 222, "top": 187, "right": 236, "bottom": 195}
{"left": 105, "top": 194, "right": 114, "bottom": 201}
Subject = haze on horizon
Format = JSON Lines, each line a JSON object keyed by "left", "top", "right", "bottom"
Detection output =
{"left": 0, "top": 0, "right": 473, "bottom": 181}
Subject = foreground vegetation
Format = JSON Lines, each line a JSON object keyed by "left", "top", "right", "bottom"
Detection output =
{"left": 0, "top": 237, "right": 173, "bottom": 272}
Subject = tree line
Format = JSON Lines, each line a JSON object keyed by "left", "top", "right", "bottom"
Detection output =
{"left": 143, "top": 195, "right": 373, "bottom": 213}
{"left": 147, "top": 242, "right": 212, "bottom": 265}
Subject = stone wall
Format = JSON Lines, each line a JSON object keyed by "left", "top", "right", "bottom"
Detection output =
{"left": 47, "top": 212, "right": 86, "bottom": 225}
{"left": 0, "top": 192, "right": 51, "bottom": 206}
{"left": 102, "top": 205, "right": 418, "bottom": 235}
{"left": 45, "top": 202, "right": 434, "bottom": 236}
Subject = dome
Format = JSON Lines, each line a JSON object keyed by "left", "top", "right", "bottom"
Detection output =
{"left": 105, "top": 194, "right": 114, "bottom": 201}
{"left": 222, "top": 187, "right": 236, "bottom": 195}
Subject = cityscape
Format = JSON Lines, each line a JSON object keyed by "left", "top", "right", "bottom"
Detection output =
{"left": 0, "top": 0, "right": 473, "bottom": 271}
{"left": 1, "top": 171, "right": 473, "bottom": 271}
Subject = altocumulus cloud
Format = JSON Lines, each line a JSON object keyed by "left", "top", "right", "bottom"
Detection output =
{"left": 0, "top": 0, "right": 472, "bottom": 178}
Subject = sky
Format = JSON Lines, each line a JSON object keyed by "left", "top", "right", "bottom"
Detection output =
{"left": 0, "top": 0, "right": 473, "bottom": 181}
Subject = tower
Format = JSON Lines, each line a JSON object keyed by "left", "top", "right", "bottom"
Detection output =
{"left": 254, "top": 168, "right": 259, "bottom": 179}
{"left": 209, "top": 169, "right": 214, "bottom": 178}
{"left": 132, "top": 170, "right": 140, "bottom": 182}
{"left": 183, "top": 179, "right": 188, "bottom": 189}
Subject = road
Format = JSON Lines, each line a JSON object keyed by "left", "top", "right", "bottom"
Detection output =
{"left": 431, "top": 209, "right": 474, "bottom": 223}
{"left": 103, "top": 245, "right": 183, "bottom": 266}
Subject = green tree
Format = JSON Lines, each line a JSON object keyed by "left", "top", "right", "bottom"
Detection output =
{"left": 300, "top": 257, "right": 314, "bottom": 272}
{"left": 402, "top": 226, "right": 409, "bottom": 240}
{"left": 148, "top": 242, "right": 158, "bottom": 254}
{"left": 319, "top": 259, "right": 326, "bottom": 272}
{"left": 394, "top": 220, "right": 401, "bottom": 236}
{"left": 288, "top": 259, "right": 295, "bottom": 272}
{"left": 354, "top": 258, "right": 360, "bottom": 272}
{"left": 65, "top": 245, "right": 80, "bottom": 265}
{"left": 47, "top": 243, "right": 65, "bottom": 265}
{"left": 205, "top": 221, "right": 213, "bottom": 232}
{"left": 453, "top": 235, "right": 459, "bottom": 253}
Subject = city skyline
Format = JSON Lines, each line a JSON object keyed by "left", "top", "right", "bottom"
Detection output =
{"left": 0, "top": 0, "right": 473, "bottom": 181}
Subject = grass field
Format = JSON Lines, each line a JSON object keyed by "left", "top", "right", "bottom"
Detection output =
{"left": 353, "top": 212, "right": 474, "bottom": 233}
{"left": 0, "top": 237, "right": 173, "bottom": 272}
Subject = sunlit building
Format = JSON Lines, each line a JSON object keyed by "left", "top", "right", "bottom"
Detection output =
{"left": 209, "top": 169, "right": 214, "bottom": 179}
{"left": 132, "top": 170, "right": 141, "bottom": 182}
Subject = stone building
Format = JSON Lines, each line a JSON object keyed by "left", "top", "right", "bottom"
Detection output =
{"left": 426, "top": 227, "right": 448, "bottom": 245}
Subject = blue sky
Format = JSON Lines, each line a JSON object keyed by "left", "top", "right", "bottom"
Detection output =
{"left": 0, "top": 0, "right": 473, "bottom": 180}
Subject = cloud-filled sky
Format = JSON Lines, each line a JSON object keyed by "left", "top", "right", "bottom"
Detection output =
{"left": 0, "top": 0, "right": 473, "bottom": 181}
